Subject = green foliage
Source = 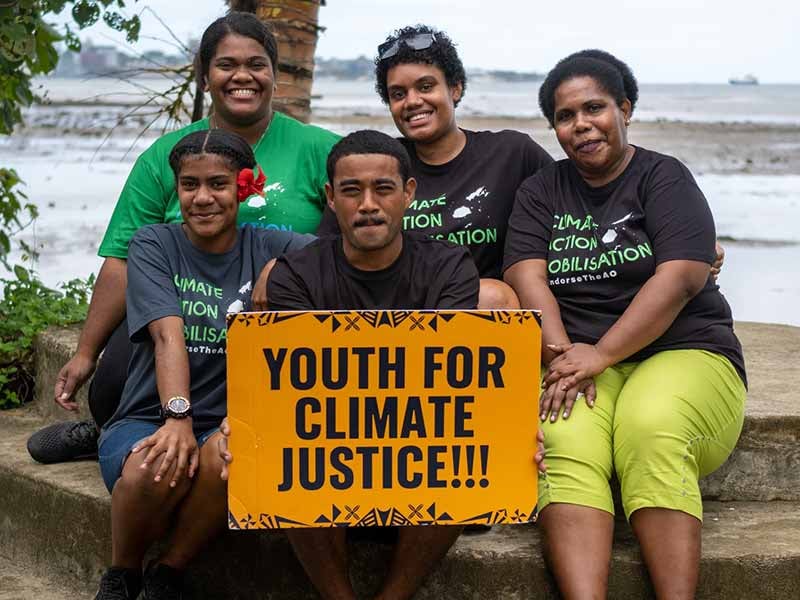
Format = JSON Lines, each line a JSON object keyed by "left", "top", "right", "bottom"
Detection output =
{"left": 0, "top": 273, "right": 93, "bottom": 408}
{"left": 0, "top": 167, "right": 38, "bottom": 269}
{"left": 0, "top": 2, "right": 138, "bottom": 408}
{"left": 0, "top": 0, "right": 141, "bottom": 134}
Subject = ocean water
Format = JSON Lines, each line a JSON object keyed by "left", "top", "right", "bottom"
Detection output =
{"left": 34, "top": 77, "right": 800, "bottom": 125}
{"left": 3, "top": 79, "right": 800, "bottom": 326}
{"left": 313, "top": 78, "right": 800, "bottom": 124}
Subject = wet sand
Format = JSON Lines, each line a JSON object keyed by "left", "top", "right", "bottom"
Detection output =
{"left": 313, "top": 115, "right": 800, "bottom": 176}
{"left": 12, "top": 107, "right": 800, "bottom": 177}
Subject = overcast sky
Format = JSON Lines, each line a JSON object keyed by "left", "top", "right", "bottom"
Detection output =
{"left": 59, "top": 0, "right": 800, "bottom": 83}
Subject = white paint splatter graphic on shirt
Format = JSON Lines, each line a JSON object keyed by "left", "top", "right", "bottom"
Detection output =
{"left": 602, "top": 229, "right": 618, "bottom": 243}
{"left": 247, "top": 181, "right": 285, "bottom": 208}
{"left": 238, "top": 280, "right": 252, "bottom": 295}
{"left": 466, "top": 186, "right": 490, "bottom": 202}
{"left": 611, "top": 212, "right": 634, "bottom": 225}
{"left": 601, "top": 213, "right": 634, "bottom": 244}
{"left": 227, "top": 299, "right": 245, "bottom": 313}
{"left": 453, "top": 206, "right": 472, "bottom": 218}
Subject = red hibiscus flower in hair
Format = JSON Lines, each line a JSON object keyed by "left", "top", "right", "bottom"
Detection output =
{"left": 237, "top": 166, "right": 267, "bottom": 202}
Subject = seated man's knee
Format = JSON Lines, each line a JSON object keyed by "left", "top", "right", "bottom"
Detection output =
{"left": 478, "top": 278, "right": 520, "bottom": 309}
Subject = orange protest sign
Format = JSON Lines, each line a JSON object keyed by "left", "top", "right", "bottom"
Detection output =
{"left": 226, "top": 309, "right": 541, "bottom": 529}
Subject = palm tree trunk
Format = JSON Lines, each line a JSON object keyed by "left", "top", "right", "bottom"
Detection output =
{"left": 254, "top": 0, "right": 325, "bottom": 123}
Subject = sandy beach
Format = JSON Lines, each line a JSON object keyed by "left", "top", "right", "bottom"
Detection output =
{"left": 16, "top": 108, "right": 800, "bottom": 176}
{"left": 312, "top": 115, "right": 800, "bottom": 177}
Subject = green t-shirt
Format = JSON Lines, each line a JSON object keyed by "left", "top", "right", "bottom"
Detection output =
{"left": 99, "top": 111, "right": 340, "bottom": 258}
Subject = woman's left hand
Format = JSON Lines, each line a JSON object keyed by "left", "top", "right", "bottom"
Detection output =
{"left": 544, "top": 343, "right": 610, "bottom": 390}
{"left": 539, "top": 377, "right": 596, "bottom": 423}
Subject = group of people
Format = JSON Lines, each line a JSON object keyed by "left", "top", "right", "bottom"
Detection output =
{"left": 26, "top": 11, "right": 747, "bottom": 600}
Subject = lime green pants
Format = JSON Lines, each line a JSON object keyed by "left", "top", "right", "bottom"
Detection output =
{"left": 538, "top": 350, "right": 746, "bottom": 521}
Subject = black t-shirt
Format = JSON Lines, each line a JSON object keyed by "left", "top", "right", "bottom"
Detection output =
{"left": 503, "top": 146, "right": 746, "bottom": 384}
{"left": 268, "top": 232, "right": 479, "bottom": 311}
{"left": 317, "top": 129, "right": 553, "bottom": 279}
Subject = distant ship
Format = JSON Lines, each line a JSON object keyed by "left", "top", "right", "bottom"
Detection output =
{"left": 729, "top": 74, "right": 759, "bottom": 85}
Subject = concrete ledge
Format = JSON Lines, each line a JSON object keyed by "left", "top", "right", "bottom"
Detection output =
{"left": 700, "top": 321, "right": 800, "bottom": 501}
{"left": 2, "top": 411, "right": 799, "bottom": 599}
{"left": 0, "top": 554, "right": 94, "bottom": 600}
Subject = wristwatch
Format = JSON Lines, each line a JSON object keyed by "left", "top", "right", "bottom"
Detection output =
{"left": 160, "top": 396, "right": 192, "bottom": 421}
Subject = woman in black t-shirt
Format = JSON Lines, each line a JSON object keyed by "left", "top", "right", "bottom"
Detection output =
{"left": 503, "top": 51, "right": 746, "bottom": 598}
{"left": 319, "top": 25, "right": 554, "bottom": 305}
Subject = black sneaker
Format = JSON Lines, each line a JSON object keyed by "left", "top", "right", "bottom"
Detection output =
{"left": 143, "top": 562, "right": 184, "bottom": 600}
{"left": 95, "top": 567, "right": 142, "bottom": 600}
{"left": 26, "top": 419, "right": 99, "bottom": 464}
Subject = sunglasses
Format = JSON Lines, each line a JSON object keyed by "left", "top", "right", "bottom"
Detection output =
{"left": 378, "top": 33, "right": 437, "bottom": 61}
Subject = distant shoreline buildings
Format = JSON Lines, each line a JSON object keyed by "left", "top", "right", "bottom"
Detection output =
{"left": 54, "top": 43, "right": 544, "bottom": 83}
{"left": 54, "top": 40, "right": 192, "bottom": 78}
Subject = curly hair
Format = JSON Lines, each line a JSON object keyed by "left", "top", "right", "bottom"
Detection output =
{"left": 169, "top": 129, "right": 256, "bottom": 177}
{"left": 196, "top": 11, "right": 278, "bottom": 87}
{"left": 326, "top": 130, "right": 411, "bottom": 184}
{"left": 538, "top": 49, "right": 639, "bottom": 127}
{"left": 374, "top": 25, "right": 467, "bottom": 106}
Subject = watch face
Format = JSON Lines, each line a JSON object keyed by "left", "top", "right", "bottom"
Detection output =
{"left": 169, "top": 397, "right": 190, "bottom": 413}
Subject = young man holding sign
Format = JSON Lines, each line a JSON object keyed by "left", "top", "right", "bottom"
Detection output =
{"left": 223, "top": 130, "right": 481, "bottom": 599}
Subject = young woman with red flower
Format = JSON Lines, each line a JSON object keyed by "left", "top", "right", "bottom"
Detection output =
{"left": 28, "top": 12, "right": 339, "bottom": 465}
{"left": 93, "top": 129, "right": 312, "bottom": 600}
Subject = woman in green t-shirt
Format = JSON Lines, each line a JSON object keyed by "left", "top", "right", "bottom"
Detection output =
{"left": 27, "top": 12, "right": 339, "bottom": 463}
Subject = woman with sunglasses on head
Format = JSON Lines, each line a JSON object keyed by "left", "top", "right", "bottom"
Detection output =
{"left": 317, "top": 25, "right": 553, "bottom": 307}
{"left": 503, "top": 50, "right": 746, "bottom": 598}
{"left": 29, "top": 11, "right": 339, "bottom": 464}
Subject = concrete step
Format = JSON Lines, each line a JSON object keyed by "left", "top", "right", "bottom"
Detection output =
{"left": 32, "top": 322, "right": 800, "bottom": 502}
{"left": 2, "top": 408, "right": 800, "bottom": 599}
{"left": 0, "top": 553, "right": 94, "bottom": 600}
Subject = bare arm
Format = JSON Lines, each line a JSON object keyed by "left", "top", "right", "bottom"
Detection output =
{"left": 54, "top": 257, "right": 128, "bottom": 409}
{"left": 131, "top": 315, "right": 198, "bottom": 488}
{"left": 546, "top": 260, "right": 711, "bottom": 389}
{"left": 148, "top": 316, "right": 191, "bottom": 410}
{"left": 599, "top": 261, "right": 708, "bottom": 362}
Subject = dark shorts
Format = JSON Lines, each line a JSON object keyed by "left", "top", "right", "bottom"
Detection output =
{"left": 98, "top": 418, "right": 220, "bottom": 493}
